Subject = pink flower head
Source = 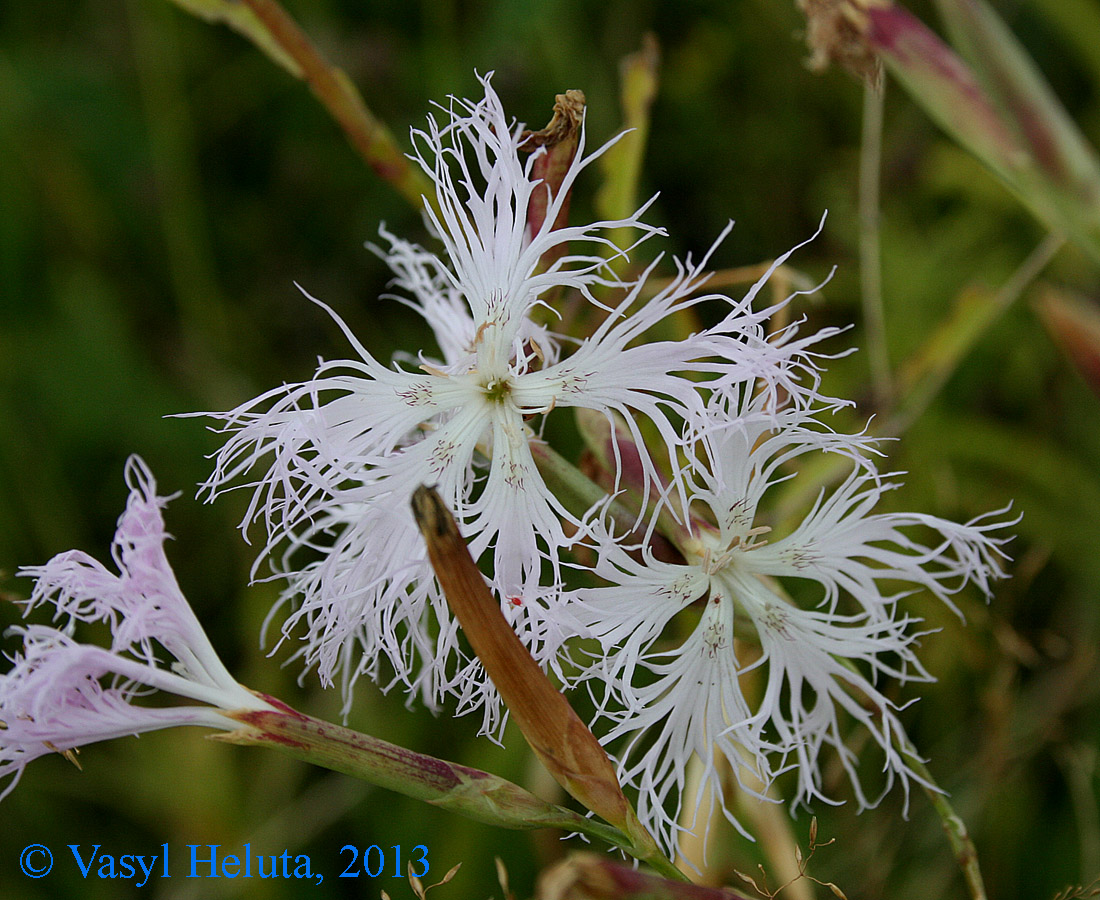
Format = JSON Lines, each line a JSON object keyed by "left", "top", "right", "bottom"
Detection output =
{"left": 1, "top": 457, "right": 270, "bottom": 801}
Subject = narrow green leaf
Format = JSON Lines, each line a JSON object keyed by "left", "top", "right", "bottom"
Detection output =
{"left": 932, "top": 0, "right": 1100, "bottom": 261}
{"left": 596, "top": 34, "right": 660, "bottom": 228}
{"left": 865, "top": 3, "right": 1100, "bottom": 262}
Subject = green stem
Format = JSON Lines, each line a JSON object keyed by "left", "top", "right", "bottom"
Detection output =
{"left": 217, "top": 697, "right": 635, "bottom": 852}
{"left": 529, "top": 437, "right": 692, "bottom": 552}
{"left": 528, "top": 439, "right": 637, "bottom": 527}
{"left": 898, "top": 742, "right": 988, "bottom": 900}
{"left": 859, "top": 80, "right": 892, "bottom": 408}
{"left": 818, "top": 652, "right": 987, "bottom": 900}
{"left": 233, "top": 0, "right": 435, "bottom": 213}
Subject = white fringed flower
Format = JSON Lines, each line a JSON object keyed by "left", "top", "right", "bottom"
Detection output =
{"left": 575, "top": 383, "right": 1014, "bottom": 856}
{"left": 1, "top": 457, "right": 272, "bottom": 801}
{"left": 199, "top": 74, "right": 839, "bottom": 729}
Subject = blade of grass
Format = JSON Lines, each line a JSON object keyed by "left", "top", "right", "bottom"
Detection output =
{"left": 1034, "top": 285, "right": 1100, "bottom": 398}
{"left": 128, "top": 0, "right": 230, "bottom": 364}
{"left": 888, "top": 231, "right": 1064, "bottom": 434}
{"left": 596, "top": 33, "right": 660, "bottom": 256}
{"left": 162, "top": 0, "right": 302, "bottom": 75}
{"left": 772, "top": 231, "right": 1063, "bottom": 529}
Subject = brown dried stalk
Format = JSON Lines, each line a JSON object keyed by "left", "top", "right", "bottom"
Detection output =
{"left": 410, "top": 484, "right": 684, "bottom": 881}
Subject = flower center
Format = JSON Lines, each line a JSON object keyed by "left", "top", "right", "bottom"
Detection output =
{"left": 699, "top": 524, "right": 772, "bottom": 575}
{"left": 482, "top": 376, "right": 513, "bottom": 403}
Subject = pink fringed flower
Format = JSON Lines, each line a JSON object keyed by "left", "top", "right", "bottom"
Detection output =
{"left": 1, "top": 457, "right": 272, "bottom": 800}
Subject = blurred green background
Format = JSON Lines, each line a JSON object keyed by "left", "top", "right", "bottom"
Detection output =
{"left": 2, "top": 1, "right": 1100, "bottom": 898}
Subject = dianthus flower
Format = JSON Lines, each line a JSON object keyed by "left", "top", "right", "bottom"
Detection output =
{"left": 574, "top": 382, "right": 1014, "bottom": 857}
{"left": 199, "top": 74, "right": 839, "bottom": 729}
{"left": 1, "top": 457, "right": 272, "bottom": 801}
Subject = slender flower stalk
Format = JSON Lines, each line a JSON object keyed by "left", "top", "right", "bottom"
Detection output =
{"left": 1, "top": 457, "right": 274, "bottom": 801}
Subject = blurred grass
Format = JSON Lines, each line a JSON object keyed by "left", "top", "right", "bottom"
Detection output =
{"left": 2, "top": 1, "right": 1100, "bottom": 898}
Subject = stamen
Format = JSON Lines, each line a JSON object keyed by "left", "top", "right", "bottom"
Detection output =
{"left": 702, "top": 547, "right": 734, "bottom": 575}
{"left": 700, "top": 524, "right": 773, "bottom": 573}
{"left": 525, "top": 395, "right": 556, "bottom": 416}
{"left": 473, "top": 319, "right": 493, "bottom": 345}
{"left": 529, "top": 337, "right": 546, "bottom": 365}
{"left": 740, "top": 524, "right": 772, "bottom": 551}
